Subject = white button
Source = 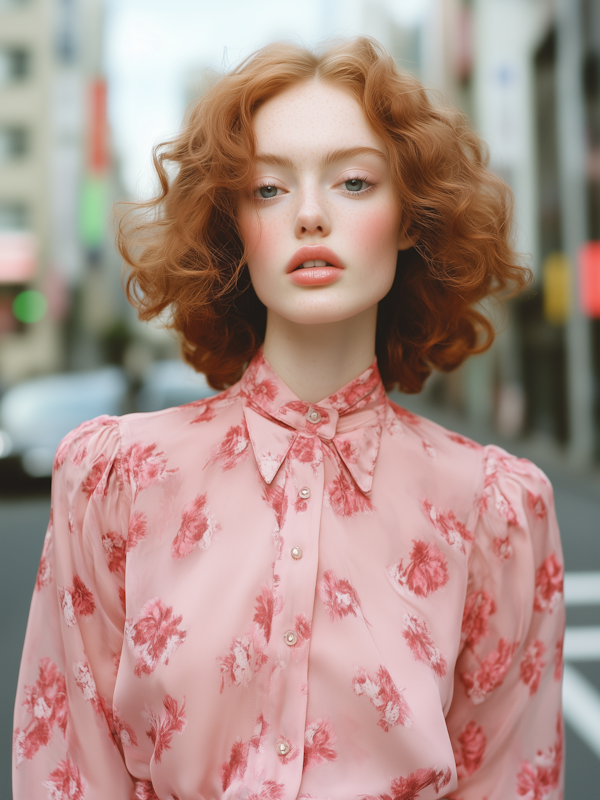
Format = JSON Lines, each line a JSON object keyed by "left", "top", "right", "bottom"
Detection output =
{"left": 306, "top": 408, "right": 321, "bottom": 423}
{"left": 276, "top": 740, "right": 290, "bottom": 757}
{"left": 291, "top": 546, "right": 303, "bottom": 560}
{"left": 284, "top": 630, "right": 298, "bottom": 646}
{"left": 299, "top": 486, "right": 311, "bottom": 500}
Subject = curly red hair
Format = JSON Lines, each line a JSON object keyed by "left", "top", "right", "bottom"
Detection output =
{"left": 117, "top": 37, "right": 529, "bottom": 392}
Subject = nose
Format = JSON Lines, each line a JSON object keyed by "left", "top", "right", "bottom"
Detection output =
{"left": 294, "top": 185, "right": 331, "bottom": 238}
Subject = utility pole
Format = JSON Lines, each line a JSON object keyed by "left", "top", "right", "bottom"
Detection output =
{"left": 556, "top": 0, "right": 596, "bottom": 466}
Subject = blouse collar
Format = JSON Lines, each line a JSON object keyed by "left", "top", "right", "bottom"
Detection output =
{"left": 239, "top": 349, "right": 387, "bottom": 494}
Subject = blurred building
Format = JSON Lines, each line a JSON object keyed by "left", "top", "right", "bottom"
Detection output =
{"left": 401, "top": 0, "right": 600, "bottom": 466}
{"left": 0, "top": 0, "right": 126, "bottom": 388}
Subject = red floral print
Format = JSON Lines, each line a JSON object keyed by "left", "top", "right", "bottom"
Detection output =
{"left": 446, "top": 432, "right": 481, "bottom": 450}
{"left": 495, "top": 492, "right": 518, "bottom": 526}
{"left": 390, "top": 403, "right": 421, "bottom": 427}
{"left": 247, "top": 781, "right": 285, "bottom": 800}
{"left": 253, "top": 585, "right": 280, "bottom": 649}
{"left": 111, "top": 706, "right": 138, "bottom": 748}
{"left": 220, "top": 738, "right": 249, "bottom": 790}
{"left": 276, "top": 736, "right": 300, "bottom": 765}
{"left": 294, "top": 612, "right": 311, "bottom": 645}
{"left": 461, "top": 590, "right": 497, "bottom": 650}
{"left": 72, "top": 661, "right": 103, "bottom": 714}
{"left": 145, "top": 694, "right": 186, "bottom": 763}
{"left": 318, "top": 570, "right": 361, "bottom": 621}
{"left": 125, "top": 598, "right": 187, "bottom": 677}
{"left": 492, "top": 535, "right": 513, "bottom": 561}
{"left": 303, "top": 718, "right": 337, "bottom": 772}
{"left": 388, "top": 540, "right": 449, "bottom": 598}
{"left": 290, "top": 435, "right": 323, "bottom": 471}
{"left": 54, "top": 416, "right": 117, "bottom": 470}
{"left": 365, "top": 765, "right": 452, "bottom": 800}
{"left": 36, "top": 527, "right": 53, "bottom": 591}
{"left": 527, "top": 491, "right": 547, "bottom": 520}
{"left": 460, "top": 638, "right": 518, "bottom": 704}
{"left": 134, "top": 780, "right": 159, "bottom": 800}
{"left": 352, "top": 666, "right": 411, "bottom": 731}
{"left": 207, "top": 422, "right": 250, "bottom": 470}
{"left": 516, "top": 717, "right": 562, "bottom": 799}
{"left": 520, "top": 640, "right": 546, "bottom": 695}
{"left": 402, "top": 612, "right": 447, "bottom": 677}
{"left": 120, "top": 442, "right": 176, "bottom": 494}
{"left": 102, "top": 530, "right": 126, "bottom": 574}
{"left": 336, "top": 437, "right": 359, "bottom": 464}
{"left": 249, "top": 714, "right": 270, "bottom": 752}
{"left": 72, "top": 576, "right": 96, "bottom": 615}
{"left": 453, "top": 720, "right": 486, "bottom": 777}
{"left": 59, "top": 576, "right": 95, "bottom": 627}
{"left": 262, "top": 480, "right": 288, "bottom": 530}
{"left": 554, "top": 639, "right": 563, "bottom": 681}
{"left": 218, "top": 634, "right": 267, "bottom": 692}
{"left": 328, "top": 366, "right": 380, "bottom": 411}
{"left": 14, "top": 658, "right": 67, "bottom": 765}
{"left": 171, "top": 493, "right": 220, "bottom": 559}
{"left": 534, "top": 553, "right": 563, "bottom": 613}
{"left": 127, "top": 510, "right": 148, "bottom": 552}
{"left": 82, "top": 454, "right": 109, "bottom": 499}
{"left": 190, "top": 401, "right": 217, "bottom": 425}
{"left": 326, "top": 470, "right": 373, "bottom": 517}
{"left": 43, "top": 758, "right": 85, "bottom": 800}
{"left": 421, "top": 500, "right": 473, "bottom": 553}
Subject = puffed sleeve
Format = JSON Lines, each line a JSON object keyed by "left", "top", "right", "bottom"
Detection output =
{"left": 445, "top": 445, "right": 565, "bottom": 800}
{"left": 13, "top": 416, "right": 136, "bottom": 799}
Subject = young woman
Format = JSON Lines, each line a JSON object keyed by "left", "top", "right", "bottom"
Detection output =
{"left": 14, "top": 38, "right": 565, "bottom": 800}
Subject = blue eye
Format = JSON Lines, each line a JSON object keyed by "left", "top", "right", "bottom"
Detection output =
{"left": 344, "top": 179, "right": 365, "bottom": 192}
{"left": 258, "top": 185, "right": 278, "bottom": 199}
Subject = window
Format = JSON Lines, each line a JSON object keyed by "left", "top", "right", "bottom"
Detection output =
{"left": 0, "top": 47, "right": 31, "bottom": 84}
{"left": 0, "top": 203, "right": 29, "bottom": 231}
{"left": 0, "top": 126, "right": 29, "bottom": 161}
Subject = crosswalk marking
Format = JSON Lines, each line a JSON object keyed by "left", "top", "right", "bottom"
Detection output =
{"left": 564, "top": 627, "right": 600, "bottom": 661}
{"left": 563, "top": 665, "right": 600, "bottom": 759}
{"left": 564, "top": 571, "right": 600, "bottom": 605}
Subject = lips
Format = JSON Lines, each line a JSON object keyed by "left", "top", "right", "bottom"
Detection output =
{"left": 286, "top": 246, "right": 344, "bottom": 274}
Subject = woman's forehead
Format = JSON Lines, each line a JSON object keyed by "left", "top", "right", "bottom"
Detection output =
{"left": 251, "top": 81, "right": 387, "bottom": 163}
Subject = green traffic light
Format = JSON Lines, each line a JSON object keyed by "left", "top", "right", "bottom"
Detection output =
{"left": 12, "top": 290, "right": 48, "bottom": 324}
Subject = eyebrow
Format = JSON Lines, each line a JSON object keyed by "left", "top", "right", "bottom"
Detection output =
{"left": 254, "top": 146, "right": 388, "bottom": 170}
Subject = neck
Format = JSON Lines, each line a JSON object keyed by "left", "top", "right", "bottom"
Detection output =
{"left": 261, "top": 307, "right": 377, "bottom": 403}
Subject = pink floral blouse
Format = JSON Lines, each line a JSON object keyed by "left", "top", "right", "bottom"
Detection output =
{"left": 13, "top": 351, "right": 565, "bottom": 800}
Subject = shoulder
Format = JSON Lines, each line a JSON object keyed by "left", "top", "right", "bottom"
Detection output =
{"left": 385, "top": 398, "right": 486, "bottom": 501}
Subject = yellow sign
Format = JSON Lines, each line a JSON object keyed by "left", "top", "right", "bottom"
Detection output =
{"left": 543, "top": 252, "right": 571, "bottom": 324}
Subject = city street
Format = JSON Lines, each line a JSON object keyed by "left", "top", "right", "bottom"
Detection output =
{"left": 0, "top": 408, "right": 599, "bottom": 799}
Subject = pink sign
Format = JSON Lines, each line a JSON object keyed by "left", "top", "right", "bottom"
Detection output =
{"left": 0, "top": 232, "right": 37, "bottom": 283}
{"left": 579, "top": 241, "right": 600, "bottom": 318}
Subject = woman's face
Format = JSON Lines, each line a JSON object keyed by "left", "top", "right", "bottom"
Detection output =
{"left": 236, "top": 80, "right": 412, "bottom": 327}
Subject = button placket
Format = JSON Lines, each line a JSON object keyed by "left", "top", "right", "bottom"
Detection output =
{"left": 259, "top": 439, "right": 323, "bottom": 789}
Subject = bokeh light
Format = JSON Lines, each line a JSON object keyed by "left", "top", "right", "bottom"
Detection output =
{"left": 12, "top": 290, "right": 48, "bottom": 324}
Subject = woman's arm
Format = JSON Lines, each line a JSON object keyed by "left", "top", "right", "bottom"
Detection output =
{"left": 13, "top": 417, "right": 136, "bottom": 799}
{"left": 445, "top": 446, "right": 565, "bottom": 800}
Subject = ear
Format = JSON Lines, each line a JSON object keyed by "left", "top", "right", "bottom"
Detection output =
{"left": 397, "top": 226, "right": 415, "bottom": 252}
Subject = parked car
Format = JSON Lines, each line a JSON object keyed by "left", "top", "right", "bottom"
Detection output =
{"left": 0, "top": 367, "right": 128, "bottom": 478}
{"left": 136, "top": 359, "right": 216, "bottom": 412}
{"left": 0, "top": 360, "right": 217, "bottom": 482}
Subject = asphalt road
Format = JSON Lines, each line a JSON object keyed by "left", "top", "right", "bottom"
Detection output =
{"left": 1, "top": 421, "right": 599, "bottom": 799}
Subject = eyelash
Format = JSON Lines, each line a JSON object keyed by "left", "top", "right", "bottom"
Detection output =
{"left": 253, "top": 174, "right": 376, "bottom": 202}
{"left": 339, "top": 174, "right": 375, "bottom": 198}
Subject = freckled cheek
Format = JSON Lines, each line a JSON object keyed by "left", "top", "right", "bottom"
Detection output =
{"left": 344, "top": 206, "right": 402, "bottom": 265}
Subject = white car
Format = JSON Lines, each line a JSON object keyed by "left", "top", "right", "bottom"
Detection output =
{"left": 0, "top": 360, "right": 217, "bottom": 479}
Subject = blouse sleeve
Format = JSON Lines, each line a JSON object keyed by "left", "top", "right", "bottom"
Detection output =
{"left": 13, "top": 416, "right": 136, "bottom": 799}
{"left": 445, "top": 445, "right": 565, "bottom": 800}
